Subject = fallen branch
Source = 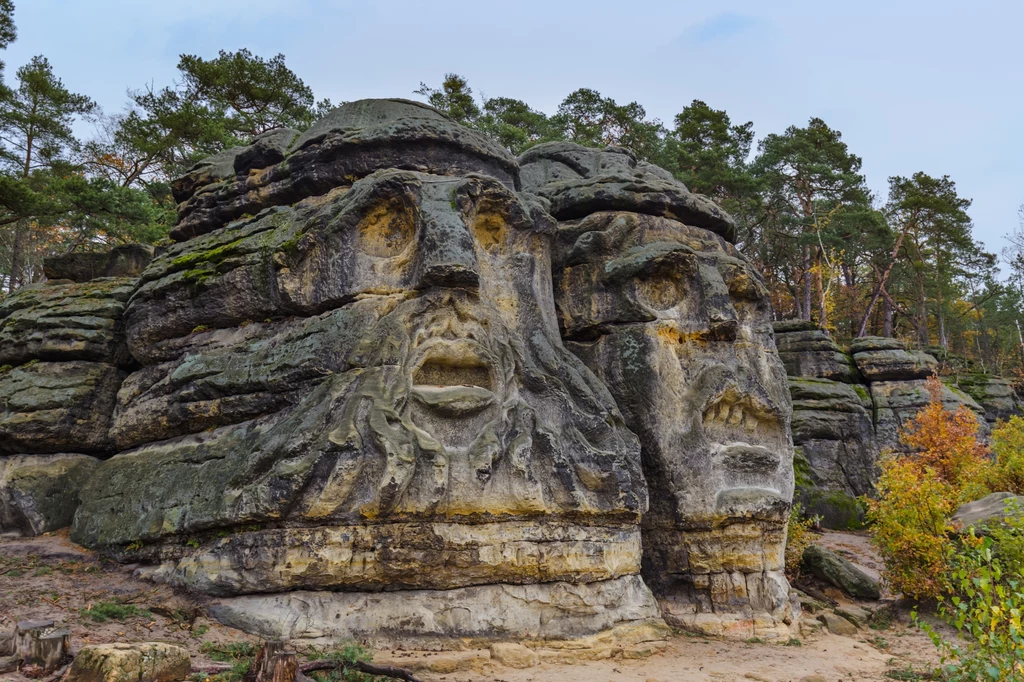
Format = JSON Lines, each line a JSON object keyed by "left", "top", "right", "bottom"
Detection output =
{"left": 301, "top": 659, "right": 422, "bottom": 682}
{"left": 41, "top": 662, "right": 71, "bottom": 682}
{"left": 191, "top": 663, "right": 234, "bottom": 674}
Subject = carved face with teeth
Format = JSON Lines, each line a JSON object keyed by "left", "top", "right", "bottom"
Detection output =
{"left": 552, "top": 210, "right": 794, "bottom": 531}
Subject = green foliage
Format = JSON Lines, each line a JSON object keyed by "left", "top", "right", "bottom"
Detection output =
{"left": 917, "top": 532, "right": 1024, "bottom": 681}
{"left": 303, "top": 642, "right": 379, "bottom": 682}
{"left": 990, "top": 416, "right": 1024, "bottom": 493}
{"left": 80, "top": 599, "right": 151, "bottom": 623}
{"left": 199, "top": 641, "right": 257, "bottom": 682}
{"left": 784, "top": 502, "right": 817, "bottom": 580}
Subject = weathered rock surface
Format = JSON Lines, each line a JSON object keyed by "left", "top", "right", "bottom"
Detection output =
{"left": 871, "top": 378, "right": 988, "bottom": 452}
{"left": 817, "top": 610, "right": 858, "bottom": 636}
{"left": 63, "top": 643, "right": 190, "bottom": 682}
{"left": 171, "top": 98, "right": 519, "bottom": 240}
{"left": 952, "top": 374, "right": 1022, "bottom": 425}
{"left": 42, "top": 244, "right": 154, "bottom": 283}
{"left": 526, "top": 144, "right": 795, "bottom": 637}
{"left": 0, "top": 454, "right": 99, "bottom": 535}
{"left": 518, "top": 142, "right": 735, "bottom": 241}
{"left": 775, "top": 327, "right": 858, "bottom": 384}
{"left": 0, "top": 361, "right": 121, "bottom": 455}
{"left": 0, "top": 278, "right": 135, "bottom": 367}
{"left": 850, "top": 336, "right": 938, "bottom": 382}
{"left": 802, "top": 544, "right": 880, "bottom": 600}
{"left": 952, "top": 492, "right": 1024, "bottom": 530}
{"left": 208, "top": 575, "right": 666, "bottom": 649}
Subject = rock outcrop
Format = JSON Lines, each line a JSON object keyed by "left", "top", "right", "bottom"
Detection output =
{"left": 775, "top": 323, "right": 1014, "bottom": 528}
{"left": 522, "top": 142, "right": 795, "bottom": 638}
{"left": 1, "top": 99, "right": 796, "bottom": 646}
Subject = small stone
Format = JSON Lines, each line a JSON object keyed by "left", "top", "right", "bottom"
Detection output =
{"left": 799, "top": 676, "right": 827, "bottom": 682}
{"left": 489, "top": 643, "right": 538, "bottom": 669}
{"left": 63, "top": 643, "right": 190, "bottom": 682}
{"left": 800, "top": 617, "right": 823, "bottom": 637}
{"left": 817, "top": 611, "right": 858, "bottom": 636}
{"left": 835, "top": 603, "right": 871, "bottom": 626}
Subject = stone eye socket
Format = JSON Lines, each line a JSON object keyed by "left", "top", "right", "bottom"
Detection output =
{"left": 469, "top": 210, "right": 508, "bottom": 251}
{"left": 355, "top": 198, "right": 415, "bottom": 257}
{"left": 635, "top": 272, "right": 686, "bottom": 311}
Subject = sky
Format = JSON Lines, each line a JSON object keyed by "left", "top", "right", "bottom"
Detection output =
{"left": 6, "top": 0, "right": 1022, "bottom": 266}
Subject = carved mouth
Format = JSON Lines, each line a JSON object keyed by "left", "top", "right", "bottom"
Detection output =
{"left": 715, "top": 487, "right": 789, "bottom": 519}
{"left": 701, "top": 389, "right": 780, "bottom": 437}
{"left": 410, "top": 340, "right": 496, "bottom": 417}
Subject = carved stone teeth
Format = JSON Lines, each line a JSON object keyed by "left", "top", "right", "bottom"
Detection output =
{"left": 744, "top": 412, "right": 758, "bottom": 432}
{"left": 718, "top": 403, "right": 730, "bottom": 422}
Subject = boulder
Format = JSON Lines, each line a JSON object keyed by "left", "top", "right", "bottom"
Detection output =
{"left": 802, "top": 544, "right": 880, "bottom": 600}
{"left": 42, "top": 244, "right": 154, "bottom": 283}
{"left": 852, "top": 344, "right": 938, "bottom": 383}
{"left": 817, "top": 611, "right": 858, "bottom": 636}
{"left": 63, "top": 643, "right": 190, "bottom": 682}
{"left": 0, "top": 454, "right": 100, "bottom": 535}
{"left": 489, "top": 643, "right": 539, "bottom": 668}
{"left": 952, "top": 492, "right": 1024, "bottom": 531}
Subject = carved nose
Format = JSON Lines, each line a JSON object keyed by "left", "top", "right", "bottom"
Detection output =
{"left": 698, "top": 263, "right": 738, "bottom": 341}
{"left": 415, "top": 185, "right": 480, "bottom": 290}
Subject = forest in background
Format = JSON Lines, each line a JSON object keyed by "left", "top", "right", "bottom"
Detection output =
{"left": 1, "top": 0, "right": 1023, "bottom": 379}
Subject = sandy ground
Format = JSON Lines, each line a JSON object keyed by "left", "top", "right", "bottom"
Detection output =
{"left": 0, "top": 530, "right": 945, "bottom": 682}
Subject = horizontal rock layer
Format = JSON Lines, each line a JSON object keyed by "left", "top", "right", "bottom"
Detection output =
{"left": 208, "top": 574, "right": 666, "bottom": 649}
{"left": 152, "top": 522, "right": 640, "bottom": 595}
{"left": 0, "top": 454, "right": 99, "bottom": 535}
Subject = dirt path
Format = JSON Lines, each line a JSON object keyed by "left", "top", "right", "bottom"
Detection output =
{"left": 1, "top": 531, "right": 942, "bottom": 682}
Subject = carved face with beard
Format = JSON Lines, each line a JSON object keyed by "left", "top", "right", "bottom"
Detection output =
{"left": 75, "top": 170, "right": 649, "bottom": 599}
{"left": 551, "top": 210, "right": 795, "bottom": 635}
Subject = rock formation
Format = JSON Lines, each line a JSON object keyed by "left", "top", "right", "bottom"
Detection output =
{"left": 775, "top": 322, "right": 1017, "bottom": 528}
{"left": 520, "top": 143, "right": 795, "bottom": 638}
{"left": 0, "top": 99, "right": 797, "bottom": 646}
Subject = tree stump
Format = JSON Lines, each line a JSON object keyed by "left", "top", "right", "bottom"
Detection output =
{"left": 14, "top": 620, "right": 70, "bottom": 673}
{"left": 243, "top": 641, "right": 297, "bottom": 682}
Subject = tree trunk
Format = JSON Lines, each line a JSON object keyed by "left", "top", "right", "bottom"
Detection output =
{"left": 916, "top": 276, "right": 929, "bottom": 347}
{"left": 883, "top": 297, "right": 893, "bottom": 337}
{"left": 14, "top": 620, "right": 70, "bottom": 674}
{"left": 9, "top": 221, "right": 25, "bottom": 292}
{"left": 802, "top": 244, "right": 812, "bottom": 321}
{"left": 936, "top": 287, "right": 948, "bottom": 350}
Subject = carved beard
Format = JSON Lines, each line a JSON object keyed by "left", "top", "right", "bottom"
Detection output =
{"left": 297, "top": 291, "right": 550, "bottom": 520}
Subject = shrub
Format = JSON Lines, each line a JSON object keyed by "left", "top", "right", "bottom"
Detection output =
{"left": 867, "top": 376, "right": 993, "bottom": 599}
{"left": 80, "top": 600, "right": 151, "bottom": 623}
{"left": 784, "top": 503, "right": 817, "bottom": 580}
{"left": 867, "top": 452, "right": 957, "bottom": 598}
{"left": 917, "top": 531, "right": 1024, "bottom": 681}
{"left": 990, "top": 415, "right": 1024, "bottom": 494}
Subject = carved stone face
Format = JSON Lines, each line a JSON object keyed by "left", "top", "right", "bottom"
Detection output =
{"left": 555, "top": 211, "right": 794, "bottom": 529}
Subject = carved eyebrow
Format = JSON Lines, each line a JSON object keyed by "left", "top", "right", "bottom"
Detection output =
{"left": 601, "top": 241, "right": 697, "bottom": 284}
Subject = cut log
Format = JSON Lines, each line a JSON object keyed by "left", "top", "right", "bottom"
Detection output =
{"left": 245, "top": 642, "right": 298, "bottom": 682}
{"left": 15, "top": 620, "right": 70, "bottom": 673}
{"left": 302, "top": 658, "right": 423, "bottom": 682}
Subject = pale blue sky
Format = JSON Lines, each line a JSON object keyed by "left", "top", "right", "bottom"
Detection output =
{"left": 6, "top": 0, "right": 1022, "bottom": 264}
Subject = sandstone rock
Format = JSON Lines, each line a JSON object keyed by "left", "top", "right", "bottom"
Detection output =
{"left": 63, "top": 643, "right": 190, "bottom": 682}
{"left": 42, "top": 244, "right": 154, "bottom": 282}
{"left": 851, "top": 336, "right": 938, "bottom": 382}
{"left": 171, "top": 98, "right": 519, "bottom": 240}
{"left": 0, "top": 361, "right": 121, "bottom": 455}
{"left": 489, "top": 643, "right": 538, "bottom": 668}
{"left": 0, "top": 278, "right": 135, "bottom": 366}
{"left": 817, "top": 611, "right": 858, "bottom": 636}
{"left": 208, "top": 575, "right": 665, "bottom": 649}
{"left": 799, "top": 617, "right": 824, "bottom": 637}
{"left": 835, "top": 603, "right": 872, "bottom": 627}
{"left": 526, "top": 145, "right": 794, "bottom": 636}
{"left": 774, "top": 326, "right": 858, "bottom": 384}
{"left": 788, "top": 377, "right": 876, "bottom": 528}
{"left": 952, "top": 492, "right": 1024, "bottom": 531}
{"left": 519, "top": 142, "right": 735, "bottom": 241}
{"left": 802, "top": 545, "right": 880, "bottom": 600}
{"left": 952, "top": 374, "right": 1022, "bottom": 425}
{"left": 0, "top": 454, "right": 99, "bottom": 535}
{"left": 870, "top": 379, "right": 988, "bottom": 453}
